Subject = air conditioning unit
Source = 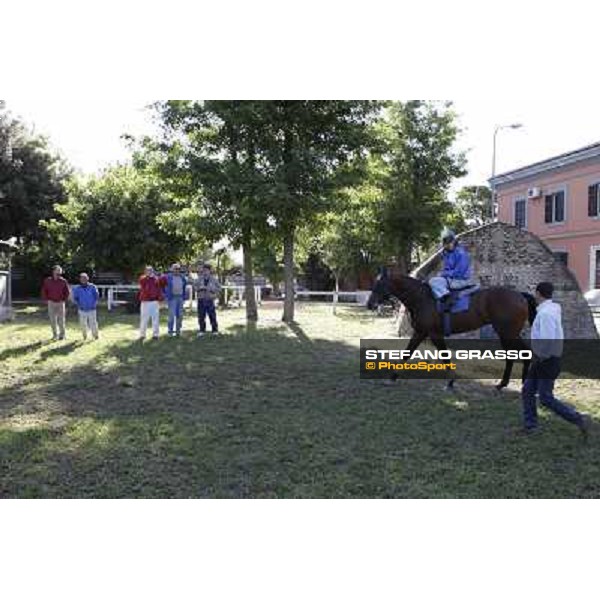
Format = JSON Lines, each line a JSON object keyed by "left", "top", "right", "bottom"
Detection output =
{"left": 527, "top": 187, "right": 542, "bottom": 199}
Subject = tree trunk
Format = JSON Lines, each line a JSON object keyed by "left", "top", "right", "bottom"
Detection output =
{"left": 242, "top": 227, "right": 258, "bottom": 322}
{"left": 333, "top": 271, "right": 339, "bottom": 316}
{"left": 397, "top": 241, "right": 410, "bottom": 275}
{"left": 282, "top": 226, "right": 295, "bottom": 323}
{"left": 397, "top": 253, "right": 409, "bottom": 275}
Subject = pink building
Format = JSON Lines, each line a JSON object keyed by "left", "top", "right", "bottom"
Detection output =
{"left": 491, "top": 142, "right": 600, "bottom": 291}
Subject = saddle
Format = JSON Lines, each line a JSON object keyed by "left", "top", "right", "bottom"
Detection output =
{"left": 436, "top": 282, "right": 481, "bottom": 336}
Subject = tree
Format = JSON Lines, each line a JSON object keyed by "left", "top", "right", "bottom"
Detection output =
{"left": 311, "top": 159, "right": 388, "bottom": 290}
{"left": 145, "top": 101, "right": 383, "bottom": 322}
{"left": 255, "top": 101, "right": 379, "bottom": 322}
{"left": 0, "top": 101, "right": 69, "bottom": 243}
{"left": 376, "top": 101, "right": 466, "bottom": 273}
{"left": 145, "top": 101, "right": 272, "bottom": 322}
{"left": 454, "top": 185, "right": 492, "bottom": 228}
{"left": 43, "top": 165, "right": 193, "bottom": 279}
{"left": 253, "top": 233, "right": 284, "bottom": 297}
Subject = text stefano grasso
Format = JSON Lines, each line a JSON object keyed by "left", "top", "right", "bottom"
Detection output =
{"left": 364, "top": 349, "right": 533, "bottom": 361}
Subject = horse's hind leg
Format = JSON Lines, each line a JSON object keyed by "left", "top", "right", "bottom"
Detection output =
{"left": 497, "top": 337, "right": 531, "bottom": 390}
{"left": 515, "top": 338, "right": 532, "bottom": 383}
{"left": 497, "top": 359, "right": 513, "bottom": 391}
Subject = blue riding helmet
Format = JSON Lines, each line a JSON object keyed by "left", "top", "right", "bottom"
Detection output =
{"left": 441, "top": 228, "right": 456, "bottom": 245}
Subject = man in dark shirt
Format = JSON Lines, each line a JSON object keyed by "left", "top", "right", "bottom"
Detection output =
{"left": 194, "top": 263, "right": 221, "bottom": 336}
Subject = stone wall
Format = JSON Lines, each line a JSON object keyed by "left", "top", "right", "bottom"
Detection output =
{"left": 397, "top": 222, "right": 598, "bottom": 339}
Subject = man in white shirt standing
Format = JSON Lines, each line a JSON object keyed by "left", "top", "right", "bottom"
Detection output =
{"left": 521, "top": 281, "right": 589, "bottom": 437}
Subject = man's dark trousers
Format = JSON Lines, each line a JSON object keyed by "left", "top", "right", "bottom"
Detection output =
{"left": 522, "top": 356, "right": 583, "bottom": 430}
{"left": 198, "top": 298, "right": 218, "bottom": 332}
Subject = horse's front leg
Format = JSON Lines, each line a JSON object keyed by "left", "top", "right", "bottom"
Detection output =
{"left": 385, "top": 331, "right": 427, "bottom": 385}
{"left": 405, "top": 331, "right": 427, "bottom": 358}
{"left": 429, "top": 334, "right": 455, "bottom": 391}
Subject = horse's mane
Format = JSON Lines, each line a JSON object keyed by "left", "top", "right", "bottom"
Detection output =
{"left": 387, "top": 274, "right": 434, "bottom": 329}
{"left": 388, "top": 274, "right": 433, "bottom": 302}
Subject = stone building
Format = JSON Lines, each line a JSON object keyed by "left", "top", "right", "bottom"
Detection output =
{"left": 397, "top": 222, "right": 598, "bottom": 339}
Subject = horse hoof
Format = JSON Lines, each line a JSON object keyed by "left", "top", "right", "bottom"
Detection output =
{"left": 494, "top": 384, "right": 505, "bottom": 393}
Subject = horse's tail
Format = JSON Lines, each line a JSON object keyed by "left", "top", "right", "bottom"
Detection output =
{"left": 522, "top": 292, "right": 537, "bottom": 326}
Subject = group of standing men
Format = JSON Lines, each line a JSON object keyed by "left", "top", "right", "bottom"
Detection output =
{"left": 138, "top": 263, "right": 221, "bottom": 339}
{"left": 40, "top": 263, "right": 221, "bottom": 341}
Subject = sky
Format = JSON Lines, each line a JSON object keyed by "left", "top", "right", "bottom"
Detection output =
{"left": 6, "top": 98, "right": 600, "bottom": 193}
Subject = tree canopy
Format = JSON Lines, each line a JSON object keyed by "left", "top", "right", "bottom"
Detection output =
{"left": 142, "top": 100, "right": 380, "bottom": 321}
{"left": 455, "top": 185, "right": 492, "bottom": 228}
{"left": 140, "top": 100, "right": 276, "bottom": 320}
{"left": 4, "top": 99, "right": 475, "bottom": 305}
{"left": 376, "top": 101, "right": 466, "bottom": 272}
{"left": 0, "top": 101, "right": 69, "bottom": 243}
{"left": 43, "top": 165, "right": 194, "bottom": 279}
{"left": 249, "top": 100, "right": 380, "bottom": 320}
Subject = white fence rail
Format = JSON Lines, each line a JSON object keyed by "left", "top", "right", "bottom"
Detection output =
{"left": 96, "top": 284, "right": 262, "bottom": 311}
{"left": 221, "top": 285, "right": 262, "bottom": 309}
{"left": 95, "top": 284, "right": 369, "bottom": 313}
{"left": 293, "top": 290, "right": 371, "bottom": 314}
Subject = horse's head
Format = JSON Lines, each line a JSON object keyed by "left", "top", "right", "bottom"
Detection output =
{"left": 367, "top": 273, "right": 391, "bottom": 310}
{"left": 367, "top": 271, "right": 429, "bottom": 312}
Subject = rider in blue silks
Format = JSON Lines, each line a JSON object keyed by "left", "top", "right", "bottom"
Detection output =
{"left": 429, "top": 228, "right": 474, "bottom": 304}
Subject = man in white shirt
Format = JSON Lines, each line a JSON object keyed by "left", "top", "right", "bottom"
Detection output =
{"left": 521, "top": 282, "right": 589, "bottom": 437}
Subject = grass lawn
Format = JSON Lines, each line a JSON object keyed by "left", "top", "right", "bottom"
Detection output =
{"left": 1, "top": 301, "right": 599, "bottom": 498}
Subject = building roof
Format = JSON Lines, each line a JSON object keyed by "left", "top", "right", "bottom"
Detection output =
{"left": 489, "top": 141, "right": 600, "bottom": 187}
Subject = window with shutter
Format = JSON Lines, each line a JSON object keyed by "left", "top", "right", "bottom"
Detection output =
{"left": 544, "top": 190, "right": 566, "bottom": 224}
{"left": 544, "top": 195, "right": 553, "bottom": 223}
{"left": 589, "top": 184, "right": 599, "bottom": 217}
{"left": 553, "top": 251, "right": 568, "bottom": 266}
{"left": 514, "top": 199, "right": 526, "bottom": 228}
{"left": 554, "top": 191, "right": 565, "bottom": 222}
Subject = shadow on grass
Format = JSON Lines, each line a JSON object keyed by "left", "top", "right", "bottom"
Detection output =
{"left": 287, "top": 321, "right": 313, "bottom": 345}
{"left": 227, "top": 321, "right": 259, "bottom": 335}
{"left": 34, "top": 341, "right": 82, "bottom": 363}
{"left": 0, "top": 339, "right": 47, "bottom": 362}
{"left": 332, "top": 306, "right": 391, "bottom": 322}
{"left": 1, "top": 321, "right": 599, "bottom": 498}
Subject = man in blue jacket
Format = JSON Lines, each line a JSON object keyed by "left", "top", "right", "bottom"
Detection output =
{"left": 72, "top": 272, "right": 100, "bottom": 340}
{"left": 161, "top": 263, "right": 188, "bottom": 337}
{"left": 429, "top": 229, "right": 474, "bottom": 303}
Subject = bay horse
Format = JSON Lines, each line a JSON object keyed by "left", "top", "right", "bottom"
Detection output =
{"left": 366, "top": 273, "right": 537, "bottom": 390}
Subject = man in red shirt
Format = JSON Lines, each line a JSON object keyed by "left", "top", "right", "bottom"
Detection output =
{"left": 138, "top": 265, "right": 164, "bottom": 339}
{"left": 41, "top": 265, "right": 71, "bottom": 340}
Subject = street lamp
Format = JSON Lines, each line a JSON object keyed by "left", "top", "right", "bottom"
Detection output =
{"left": 490, "top": 123, "right": 523, "bottom": 220}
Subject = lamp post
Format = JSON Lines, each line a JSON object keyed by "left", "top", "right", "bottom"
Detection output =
{"left": 490, "top": 123, "right": 523, "bottom": 220}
